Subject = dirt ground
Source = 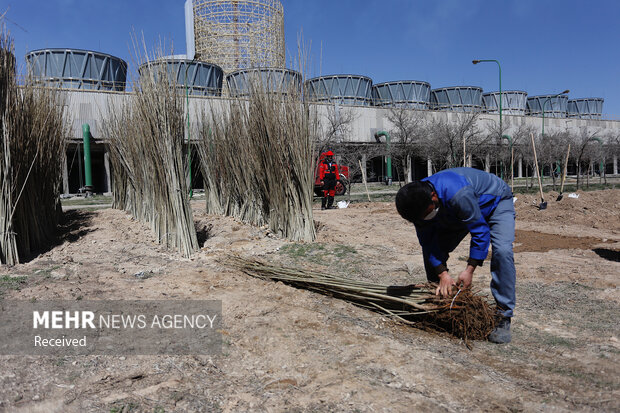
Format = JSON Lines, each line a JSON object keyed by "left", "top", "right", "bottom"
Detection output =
{"left": 1, "top": 188, "right": 619, "bottom": 412}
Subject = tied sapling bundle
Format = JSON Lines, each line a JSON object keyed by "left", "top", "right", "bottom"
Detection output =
{"left": 0, "top": 32, "right": 67, "bottom": 265}
{"left": 197, "top": 72, "right": 315, "bottom": 242}
{"left": 229, "top": 255, "right": 497, "bottom": 345}
{"left": 104, "top": 43, "right": 198, "bottom": 257}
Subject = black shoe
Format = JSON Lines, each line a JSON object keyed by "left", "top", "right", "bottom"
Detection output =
{"left": 489, "top": 317, "right": 511, "bottom": 344}
{"left": 321, "top": 198, "right": 327, "bottom": 210}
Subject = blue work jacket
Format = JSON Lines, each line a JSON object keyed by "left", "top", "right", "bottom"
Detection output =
{"left": 417, "top": 167, "right": 513, "bottom": 270}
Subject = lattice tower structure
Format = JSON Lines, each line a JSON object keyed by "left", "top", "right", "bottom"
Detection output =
{"left": 192, "top": 0, "right": 285, "bottom": 73}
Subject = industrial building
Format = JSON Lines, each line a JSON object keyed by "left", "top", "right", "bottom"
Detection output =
{"left": 22, "top": 0, "right": 619, "bottom": 194}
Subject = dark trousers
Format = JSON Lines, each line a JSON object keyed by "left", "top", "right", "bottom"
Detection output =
{"left": 322, "top": 177, "right": 336, "bottom": 197}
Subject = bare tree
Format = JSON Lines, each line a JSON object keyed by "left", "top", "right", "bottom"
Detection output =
{"left": 386, "top": 107, "right": 426, "bottom": 182}
{"left": 509, "top": 123, "right": 538, "bottom": 189}
{"left": 539, "top": 130, "right": 570, "bottom": 189}
{"left": 572, "top": 128, "right": 603, "bottom": 189}
{"left": 608, "top": 132, "right": 620, "bottom": 165}
{"left": 483, "top": 117, "right": 537, "bottom": 185}
{"left": 310, "top": 103, "right": 360, "bottom": 180}
{"left": 331, "top": 142, "right": 384, "bottom": 186}
{"left": 314, "top": 103, "right": 357, "bottom": 155}
{"left": 603, "top": 132, "right": 620, "bottom": 181}
{"left": 309, "top": 103, "right": 375, "bottom": 194}
{"left": 420, "top": 111, "right": 483, "bottom": 172}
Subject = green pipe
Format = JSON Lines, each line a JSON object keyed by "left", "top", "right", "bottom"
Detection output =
{"left": 81, "top": 123, "right": 93, "bottom": 191}
{"left": 376, "top": 131, "right": 392, "bottom": 182}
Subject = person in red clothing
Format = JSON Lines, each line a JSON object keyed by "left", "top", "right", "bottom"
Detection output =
{"left": 319, "top": 151, "right": 339, "bottom": 210}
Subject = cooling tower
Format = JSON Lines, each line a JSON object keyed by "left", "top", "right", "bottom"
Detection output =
{"left": 138, "top": 59, "right": 224, "bottom": 96}
{"left": 527, "top": 94, "right": 569, "bottom": 118}
{"left": 482, "top": 91, "right": 528, "bottom": 115}
{"left": 226, "top": 68, "right": 301, "bottom": 96}
{"left": 26, "top": 48, "right": 127, "bottom": 91}
{"left": 430, "top": 86, "right": 483, "bottom": 112}
{"left": 567, "top": 98, "right": 604, "bottom": 119}
{"left": 372, "top": 81, "right": 431, "bottom": 109}
{"left": 304, "top": 75, "right": 373, "bottom": 106}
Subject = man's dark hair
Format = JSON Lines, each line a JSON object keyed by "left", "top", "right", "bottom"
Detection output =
{"left": 395, "top": 181, "right": 434, "bottom": 223}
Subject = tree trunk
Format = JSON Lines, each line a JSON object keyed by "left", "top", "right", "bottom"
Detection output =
{"left": 526, "top": 163, "right": 530, "bottom": 190}
{"left": 405, "top": 155, "right": 412, "bottom": 183}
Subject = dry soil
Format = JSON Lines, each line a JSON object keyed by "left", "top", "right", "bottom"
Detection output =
{"left": 0, "top": 188, "right": 619, "bottom": 412}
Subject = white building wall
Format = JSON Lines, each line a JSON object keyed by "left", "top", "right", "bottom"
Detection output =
{"left": 60, "top": 90, "right": 620, "bottom": 143}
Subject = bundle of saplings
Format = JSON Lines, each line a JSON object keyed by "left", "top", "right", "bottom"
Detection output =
{"left": 0, "top": 33, "right": 67, "bottom": 265}
{"left": 231, "top": 255, "right": 497, "bottom": 345}
{"left": 104, "top": 50, "right": 198, "bottom": 257}
{"left": 197, "top": 76, "right": 315, "bottom": 242}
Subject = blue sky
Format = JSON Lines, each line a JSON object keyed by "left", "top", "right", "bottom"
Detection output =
{"left": 3, "top": 0, "right": 619, "bottom": 117}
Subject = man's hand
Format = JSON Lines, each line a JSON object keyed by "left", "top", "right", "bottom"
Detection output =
{"left": 457, "top": 265, "right": 476, "bottom": 289}
{"left": 320, "top": 181, "right": 324, "bottom": 186}
{"left": 435, "top": 271, "right": 455, "bottom": 298}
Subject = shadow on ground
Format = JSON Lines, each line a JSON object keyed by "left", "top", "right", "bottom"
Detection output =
{"left": 58, "top": 210, "right": 95, "bottom": 244}
{"left": 593, "top": 248, "right": 620, "bottom": 262}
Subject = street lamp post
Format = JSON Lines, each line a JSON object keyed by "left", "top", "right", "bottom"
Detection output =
{"left": 473, "top": 59, "right": 502, "bottom": 135}
{"left": 473, "top": 59, "right": 511, "bottom": 181}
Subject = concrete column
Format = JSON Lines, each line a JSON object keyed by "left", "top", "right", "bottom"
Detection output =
{"left": 104, "top": 150, "right": 112, "bottom": 195}
{"left": 62, "top": 149, "right": 69, "bottom": 195}
{"left": 614, "top": 155, "right": 618, "bottom": 175}
{"left": 427, "top": 158, "right": 432, "bottom": 177}
{"left": 485, "top": 154, "right": 490, "bottom": 173}
{"left": 518, "top": 156, "right": 523, "bottom": 178}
